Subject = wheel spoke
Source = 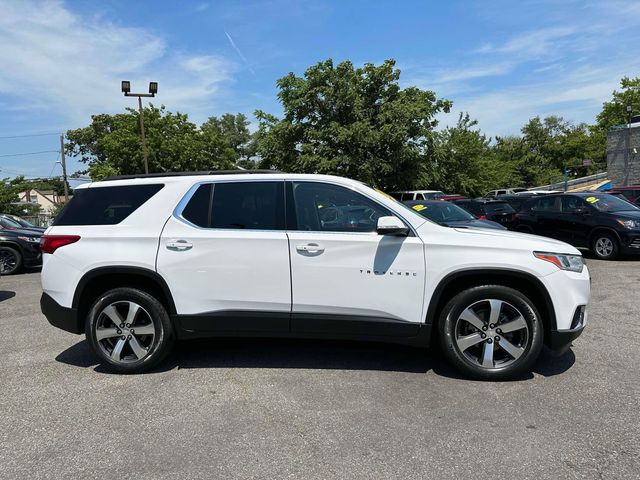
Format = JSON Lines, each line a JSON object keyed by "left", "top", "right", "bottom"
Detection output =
{"left": 459, "top": 308, "right": 485, "bottom": 330}
{"left": 498, "top": 338, "right": 524, "bottom": 360}
{"left": 456, "top": 332, "right": 485, "bottom": 352}
{"left": 499, "top": 315, "right": 527, "bottom": 334}
{"left": 128, "top": 336, "right": 148, "bottom": 359}
{"left": 102, "top": 305, "right": 125, "bottom": 327}
{"left": 96, "top": 327, "right": 120, "bottom": 341}
{"left": 133, "top": 324, "right": 155, "bottom": 336}
{"left": 125, "top": 302, "right": 141, "bottom": 326}
{"left": 488, "top": 299, "right": 503, "bottom": 326}
{"left": 111, "top": 338, "right": 126, "bottom": 360}
{"left": 481, "top": 342, "right": 494, "bottom": 368}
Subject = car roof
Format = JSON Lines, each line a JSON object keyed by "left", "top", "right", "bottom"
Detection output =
{"left": 75, "top": 172, "right": 369, "bottom": 190}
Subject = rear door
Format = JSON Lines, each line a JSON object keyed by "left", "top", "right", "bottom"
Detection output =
{"left": 529, "top": 196, "right": 561, "bottom": 238}
{"left": 286, "top": 181, "right": 426, "bottom": 337}
{"left": 157, "top": 180, "right": 291, "bottom": 333}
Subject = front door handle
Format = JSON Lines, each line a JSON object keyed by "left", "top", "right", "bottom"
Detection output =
{"left": 296, "top": 243, "right": 324, "bottom": 254}
{"left": 166, "top": 239, "right": 193, "bottom": 251}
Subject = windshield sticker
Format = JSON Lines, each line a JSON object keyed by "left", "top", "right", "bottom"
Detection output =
{"left": 586, "top": 196, "right": 599, "bottom": 204}
{"left": 412, "top": 204, "right": 427, "bottom": 212}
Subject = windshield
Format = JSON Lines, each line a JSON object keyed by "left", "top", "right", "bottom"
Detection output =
{"left": 409, "top": 202, "right": 475, "bottom": 223}
{"left": 0, "top": 217, "right": 23, "bottom": 229}
{"left": 587, "top": 195, "right": 639, "bottom": 212}
{"left": 13, "top": 216, "right": 36, "bottom": 227}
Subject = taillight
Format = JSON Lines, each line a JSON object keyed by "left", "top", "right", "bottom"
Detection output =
{"left": 478, "top": 215, "right": 487, "bottom": 220}
{"left": 40, "top": 235, "right": 80, "bottom": 254}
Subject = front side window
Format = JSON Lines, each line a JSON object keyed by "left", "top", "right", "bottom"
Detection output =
{"left": 290, "top": 182, "right": 391, "bottom": 232}
{"left": 561, "top": 196, "right": 586, "bottom": 213}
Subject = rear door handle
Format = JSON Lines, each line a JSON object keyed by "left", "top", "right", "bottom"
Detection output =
{"left": 296, "top": 243, "right": 324, "bottom": 254}
{"left": 166, "top": 239, "right": 193, "bottom": 251}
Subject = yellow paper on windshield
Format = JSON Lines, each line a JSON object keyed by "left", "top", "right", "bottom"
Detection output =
{"left": 585, "top": 196, "right": 599, "bottom": 203}
{"left": 412, "top": 204, "right": 427, "bottom": 212}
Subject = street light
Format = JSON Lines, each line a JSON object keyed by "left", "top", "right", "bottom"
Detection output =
{"left": 121, "top": 81, "right": 158, "bottom": 174}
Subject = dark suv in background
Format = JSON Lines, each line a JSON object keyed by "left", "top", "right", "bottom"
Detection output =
{"left": 0, "top": 227, "right": 43, "bottom": 275}
{"left": 515, "top": 193, "right": 640, "bottom": 259}
{"left": 452, "top": 198, "right": 517, "bottom": 229}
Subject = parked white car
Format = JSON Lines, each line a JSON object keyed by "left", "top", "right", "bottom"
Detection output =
{"left": 40, "top": 172, "right": 589, "bottom": 379}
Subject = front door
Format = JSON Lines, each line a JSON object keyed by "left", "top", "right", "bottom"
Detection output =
{"left": 286, "top": 181, "right": 426, "bottom": 337}
{"left": 157, "top": 180, "right": 291, "bottom": 333}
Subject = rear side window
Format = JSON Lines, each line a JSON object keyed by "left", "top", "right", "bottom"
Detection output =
{"left": 484, "top": 202, "right": 515, "bottom": 214}
{"left": 180, "top": 181, "right": 285, "bottom": 230}
{"left": 212, "top": 182, "right": 284, "bottom": 230}
{"left": 53, "top": 184, "right": 164, "bottom": 226}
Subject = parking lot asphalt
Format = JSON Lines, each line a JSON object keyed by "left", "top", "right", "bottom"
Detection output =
{"left": 1, "top": 258, "right": 639, "bottom": 480}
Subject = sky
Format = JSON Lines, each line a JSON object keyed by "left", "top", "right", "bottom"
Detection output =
{"left": 0, "top": 0, "right": 639, "bottom": 180}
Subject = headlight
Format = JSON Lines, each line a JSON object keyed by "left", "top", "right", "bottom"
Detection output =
{"left": 18, "top": 236, "right": 41, "bottom": 243}
{"left": 534, "top": 252, "right": 584, "bottom": 273}
{"left": 617, "top": 219, "right": 640, "bottom": 229}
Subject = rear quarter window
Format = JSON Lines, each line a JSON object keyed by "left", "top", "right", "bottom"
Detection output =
{"left": 53, "top": 184, "right": 164, "bottom": 226}
{"left": 485, "top": 202, "right": 515, "bottom": 214}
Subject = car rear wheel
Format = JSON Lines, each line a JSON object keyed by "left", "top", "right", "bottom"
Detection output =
{"left": 86, "top": 287, "right": 175, "bottom": 373}
{"left": 591, "top": 232, "right": 618, "bottom": 260}
{"left": 0, "top": 246, "right": 22, "bottom": 275}
{"left": 439, "top": 285, "right": 543, "bottom": 380}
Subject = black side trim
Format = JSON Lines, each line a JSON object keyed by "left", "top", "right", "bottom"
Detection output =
{"left": 425, "top": 268, "right": 557, "bottom": 330}
{"left": 291, "top": 313, "right": 420, "bottom": 337}
{"left": 72, "top": 266, "right": 177, "bottom": 315}
{"left": 178, "top": 310, "right": 290, "bottom": 334}
{"left": 41, "top": 293, "right": 81, "bottom": 334}
{"left": 173, "top": 310, "right": 427, "bottom": 346}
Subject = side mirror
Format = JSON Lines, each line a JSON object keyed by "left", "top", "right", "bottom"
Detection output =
{"left": 376, "top": 216, "right": 409, "bottom": 236}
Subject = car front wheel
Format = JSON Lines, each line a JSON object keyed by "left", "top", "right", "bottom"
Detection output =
{"left": 0, "top": 246, "right": 22, "bottom": 275}
{"left": 591, "top": 232, "right": 618, "bottom": 260}
{"left": 439, "top": 285, "right": 543, "bottom": 380}
{"left": 86, "top": 287, "right": 175, "bottom": 373}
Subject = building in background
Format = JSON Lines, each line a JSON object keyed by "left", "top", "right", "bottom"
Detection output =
{"left": 607, "top": 118, "right": 640, "bottom": 186}
{"left": 18, "top": 189, "right": 67, "bottom": 214}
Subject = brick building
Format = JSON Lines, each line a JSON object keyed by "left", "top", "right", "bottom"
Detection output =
{"left": 607, "top": 120, "right": 640, "bottom": 186}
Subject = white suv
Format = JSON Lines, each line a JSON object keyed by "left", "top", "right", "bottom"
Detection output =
{"left": 40, "top": 172, "right": 589, "bottom": 379}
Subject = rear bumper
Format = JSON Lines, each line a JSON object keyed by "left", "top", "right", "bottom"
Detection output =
{"left": 40, "top": 292, "right": 82, "bottom": 334}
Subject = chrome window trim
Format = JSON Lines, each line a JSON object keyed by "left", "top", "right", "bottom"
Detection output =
{"left": 172, "top": 177, "right": 419, "bottom": 236}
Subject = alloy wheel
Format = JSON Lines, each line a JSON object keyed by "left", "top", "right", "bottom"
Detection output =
{"left": 454, "top": 299, "right": 529, "bottom": 370}
{"left": 0, "top": 249, "right": 18, "bottom": 274}
{"left": 95, "top": 301, "right": 156, "bottom": 364}
{"left": 595, "top": 237, "right": 614, "bottom": 258}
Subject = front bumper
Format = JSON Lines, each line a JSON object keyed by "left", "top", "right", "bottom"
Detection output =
{"left": 548, "top": 325, "right": 585, "bottom": 355}
{"left": 619, "top": 231, "right": 640, "bottom": 254}
{"left": 40, "top": 292, "right": 82, "bottom": 334}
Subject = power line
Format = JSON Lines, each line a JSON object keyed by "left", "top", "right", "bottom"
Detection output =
{"left": 0, "top": 150, "right": 59, "bottom": 158}
{"left": 0, "top": 132, "right": 61, "bottom": 140}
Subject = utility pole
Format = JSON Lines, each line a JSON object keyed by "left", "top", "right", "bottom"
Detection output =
{"left": 59, "top": 134, "right": 69, "bottom": 202}
{"left": 121, "top": 81, "right": 158, "bottom": 175}
{"left": 625, "top": 105, "right": 632, "bottom": 186}
{"left": 138, "top": 96, "right": 149, "bottom": 175}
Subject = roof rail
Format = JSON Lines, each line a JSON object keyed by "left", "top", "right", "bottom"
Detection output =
{"left": 102, "top": 169, "right": 282, "bottom": 181}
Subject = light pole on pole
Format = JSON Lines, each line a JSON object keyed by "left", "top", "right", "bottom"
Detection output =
{"left": 121, "top": 81, "right": 158, "bottom": 174}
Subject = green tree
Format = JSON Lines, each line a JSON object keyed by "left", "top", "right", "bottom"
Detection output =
{"left": 596, "top": 77, "right": 640, "bottom": 130}
{"left": 66, "top": 105, "right": 238, "bottom": 176}
{"left": 201, "top": 113, "right": 258, "bottom": 168}
{"left": 433, "top": 113, "right": 497, "bottom": 196}
{"left": 255, "top": 59, "right": 451, "bottom": 189}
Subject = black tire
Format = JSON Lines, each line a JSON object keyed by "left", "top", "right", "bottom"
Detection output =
{"left": 0, "top": 246, "right": 23, "bottom": 275}
{"left": 85, "top": 287, "right": 175, "bottom": 373}
{"left": 439, "top": 285, "right": 543, "bottom": 380}
{"left": 591, "top": 232, "right": 619, "bottom": 260}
